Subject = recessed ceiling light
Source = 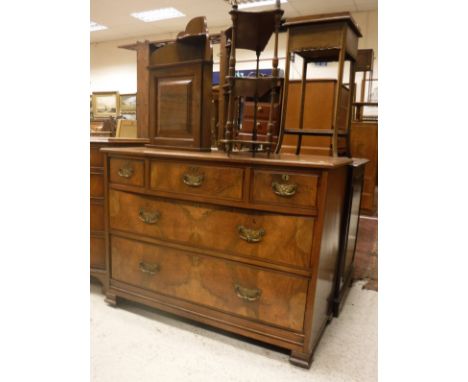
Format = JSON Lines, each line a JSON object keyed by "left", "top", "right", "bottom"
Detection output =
{"left": 238, "top": 0, "right": 287, "bottom": 9}
{"left": 131, "top": 7, "right": 185, "bottom": 23}
{"left": 90, "top": 21, "right": 108, "bottom": 32}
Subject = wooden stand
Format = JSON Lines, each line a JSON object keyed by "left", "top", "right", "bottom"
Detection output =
{"left": 220, "top": 3, "right": 283, "bottom": 154}
{"left": 276, "top": 12, "right": 362, "bottom": 156}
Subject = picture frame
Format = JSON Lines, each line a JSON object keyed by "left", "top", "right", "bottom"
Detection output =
{"left": 92, "top": 91, "right": 119, "bottom": 118}
{"left": 116, "top": 119, "right": 137, "bottom": 138}
{"left": 119, "top": 93, "right": 137, "bottom": 114}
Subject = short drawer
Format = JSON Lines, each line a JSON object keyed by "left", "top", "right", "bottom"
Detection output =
{"left": 111, "top": 235, "right": 308, "bottom": 331}
{"left": 109, "top": 158, "right": 145, "bottom": 187}
{"left": 243, "top": 102, "right": 279, "bottom": 120}
{"left": 90, "top": 173, "right": 104, "bottom": 198}
{"left": 241, "top": 119, "right": 269, "bottom": 135}
{"left": 109, "top": 190, "right": 314, "bottom": 268}
{"left": 150, "top": 161, "right": 244, "bottom": 201}
{"left": 251, "top": 170, "right": 319, "bottom": 210}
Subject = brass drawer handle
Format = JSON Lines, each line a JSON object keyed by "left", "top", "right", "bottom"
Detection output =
{"left": 235, "top": 284, "right": 262, "bottom": 302}
{"left": 237, "top": 225, "right": 265, "bottom": 243}
{"left": 272, "top": 174, "right": 297, "bottom": 197}
{"left": 117, "top": 163, "right": 134, "bottom": 179}
{"left": 257, "top": 105, "right": 263, "bottom": 112}
{"left": 138, "top": 208, "right": 160, "bottom": 224}
{"left": 182, "top": 168, "right": 204, "bottom": 187}
{"left": 139, "top": 261, "right": 160, "bottom": 275}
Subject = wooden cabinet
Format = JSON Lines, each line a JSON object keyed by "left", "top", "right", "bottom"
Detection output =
{"left": 102, "top": 147, "right": 351, "bottom": 368}
{"left": 350, "top": 121, "right": 378, "bottom": 214}
{"left": 280, "top": 80, "right": 350, "bottom": 155}
{"left": 90, "top": 138, "right": 149, "bottom": 289}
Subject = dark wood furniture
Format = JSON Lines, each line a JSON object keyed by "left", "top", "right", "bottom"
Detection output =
{"left": 276, "top": 12, "right": 362, "bottom": 156}
{"left": 119, "top": 18, "right": 213, "bottom": 148}
{"left": 280, "top": 79, "right": 350, "bottom": 156}
{"left": 221, "top": 3, "right": 283, "bottom": 153}
{"left": 90, "top": 137, "right": 149, "bottom": 289}
{"left": 350, "top": 121, "right": 377, "bottom": 214}
{"left": 332, "top": 158, "right": 367, "bottom": 316}
{"left": 101, "top": 146, "right": 352, "bottom": 368}
{"left": 238, "top": 99, "right": 281, "bottom": 143}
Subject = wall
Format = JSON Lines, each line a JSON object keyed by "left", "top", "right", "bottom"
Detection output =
{"left": 90, "top": 10, "right": 378, "bottom": 93}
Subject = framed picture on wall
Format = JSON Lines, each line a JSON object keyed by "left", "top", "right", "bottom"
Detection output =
{"left": 119, "top": 93, "right": 137, "bottom": 114}
{"left": 92, "top": 91, "right": 119, "bottom": 118}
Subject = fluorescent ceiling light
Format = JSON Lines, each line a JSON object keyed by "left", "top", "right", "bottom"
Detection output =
{"left": 90, "top": 21, "right": 108, "bottom": 32}
{"left": 131, "top": 7, "right": 185, "bottom": 22}
{"left": 238, "top": 0, "right": 287, "bottom": 9}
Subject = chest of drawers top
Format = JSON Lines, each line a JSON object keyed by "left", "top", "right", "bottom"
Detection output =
{"left": 100, "top": 147, "right": 352, "bottom": 169}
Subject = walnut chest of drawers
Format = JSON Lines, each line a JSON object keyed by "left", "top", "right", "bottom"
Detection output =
{"left": 100, "top": 147, "right": 351, "bottom": 368}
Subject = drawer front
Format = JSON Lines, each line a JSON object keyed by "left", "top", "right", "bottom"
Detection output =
{"left": 243, "top": 102, "right": 279, "bottom": 120}
{"left": 111, "top": 235, "right": 308, "bottom": 331}
{"left": 150, "top": 161, "right": 244, "bottom": 201}
{"left": 241, "top": 119, "right": 269, "bottom": 135}
{"left": 109, "top": 158, "right": 145, "bottom": 187}
{"left": 251, "top": 170, "right": 319, "bottom": 210}
{"left": 109, "top": 190, "right": 314, "bottom": 268}
{"left": 90, "top": 173, "right": 104, "bottom": 198}
{"left": 90, "top": 202, "right": 104, "bottom": 231}
{"left": 90, "top": 236, "right": 106, "bottom": 269}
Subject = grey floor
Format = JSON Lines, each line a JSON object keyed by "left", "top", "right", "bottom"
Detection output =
{"left": 91, "top": 281, "right": 377, "bottom": 382}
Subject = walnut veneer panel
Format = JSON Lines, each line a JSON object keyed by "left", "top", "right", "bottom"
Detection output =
{"left": 109, "top": 158, "right": 145, "bottom": 187}
{"left": 150, "top": 161, "right": 244, "bottom": 201}
{"left": 111, "top": 235, "right": 308, "bottom": 331}
{"left": 251, "top": 170, "right": 319, "bottom": 210}
{"left": 109, "top": 189, "right": 314, "bottom": 268}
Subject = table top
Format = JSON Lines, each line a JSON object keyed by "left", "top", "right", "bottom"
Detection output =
{"left": 100, "top": 146, "right": 358, "bottom": 169}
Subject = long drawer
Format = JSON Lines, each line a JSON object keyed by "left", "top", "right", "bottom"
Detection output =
{"left": 109, "top": 189, "right": 314, "bottom": 269}
{"left": 111, "top": 235, "right": 308, "bottom": 331}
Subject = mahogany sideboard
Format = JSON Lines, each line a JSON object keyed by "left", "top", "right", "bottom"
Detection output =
{"left": 100, "top": 146, "right": 352, "bottom": 367}
{"left": 90, "top": 137, "right": 149, "bottom": 289}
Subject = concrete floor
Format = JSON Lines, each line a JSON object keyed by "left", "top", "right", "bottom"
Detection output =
{"left": 91, "top": 280, "right": 377, "bottom": 382}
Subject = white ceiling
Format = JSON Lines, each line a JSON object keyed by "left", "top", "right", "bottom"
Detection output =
{"left": 91, "top": 0, "right": 377, "bottom": 43}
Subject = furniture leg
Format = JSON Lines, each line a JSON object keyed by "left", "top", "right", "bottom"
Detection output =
{"left": 289, "top": 350, "right": 313, "bottom": 369}
{"left": 104, "top": 291, "right": 117, "bottom": 307}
